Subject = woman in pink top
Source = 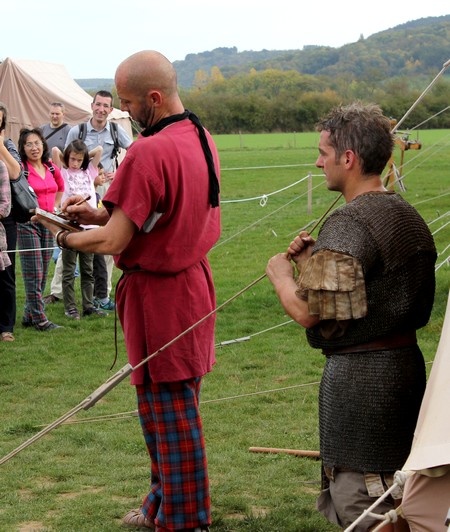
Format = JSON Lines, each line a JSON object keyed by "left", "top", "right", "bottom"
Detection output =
{"left": 17, "top": 128, "right": 64, "bottom": 331}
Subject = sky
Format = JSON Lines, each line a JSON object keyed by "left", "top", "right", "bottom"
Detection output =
{"left": 2, "top": 0, "right": 449, "bottom": 79}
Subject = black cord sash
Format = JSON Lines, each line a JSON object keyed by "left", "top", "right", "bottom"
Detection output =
{"left": 141, "top": 110, "right": 220, "bottom": 207}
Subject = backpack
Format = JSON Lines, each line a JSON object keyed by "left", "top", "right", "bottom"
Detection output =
{"left": 23, "top": 160, "right": 55, "bottom": 177}
{"left": 78, "top": 121, "right": 120, "bottom": 169}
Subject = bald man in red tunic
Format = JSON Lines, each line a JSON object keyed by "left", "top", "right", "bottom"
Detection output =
{"left": 39, "top": 50, "right": 220, "bottom": 532}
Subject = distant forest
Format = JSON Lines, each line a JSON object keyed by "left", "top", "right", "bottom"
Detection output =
{"left": 78, "top": 15, "right": 450, "bottom": 133}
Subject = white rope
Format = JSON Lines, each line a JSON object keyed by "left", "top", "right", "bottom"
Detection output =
{"left": 393, "top": 136, "right": 450, "bottom": 190}
{"left": 344, "top": 471, "right": 414, "bottom": 532}
{"left": 409, "top": 105, "right": 450, "bottom": 131}
{"left": 6, "top": 245, "right": 57, "bottom": 254}
{"left": 212, "top": 178, "right": 326, "bottom": 250}
{"left": 435, "top": 255, "right": 450, "bottom": 272}
{"left": 37, "top": 358, "right": 435, "bottom": 427}
{"left": 438, "top": 242, "right": 450, "bottom": 257}
{"left": 221, "top": 163, "right": 316, "bottom": 171}
{"left": 413, "top": 190, "right": 450, "bottom": 207}
{"left": 390, "top": 131, "right": 450, "bottom": 190}
{"left": 432, "top": 219, "right": 450, "bottom": 236}
{"left": 44, "top": 380, "right": 321, "bottom": 426}
{"left": 221, "top": 173, "right": 314, "bottom": 204}
{"left": 427, "top": 210, "right": 450, "bottom": 227}
{"left": 371, "top": 509, "right": 400, "bottom": 531}
{"left": 391, "top": 58, "right": 450, "bottom": 132}
{"left": 216, "top": 319, "right": 295, "bottom": 346}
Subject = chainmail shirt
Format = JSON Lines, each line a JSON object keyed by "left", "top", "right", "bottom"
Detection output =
{"left": 299, "top": 191, "right": 436, "bottom": 471}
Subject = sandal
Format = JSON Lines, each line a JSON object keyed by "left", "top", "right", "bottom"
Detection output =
{"left": 1, "top": 332, "right": 15, "bottom": 341}
{"left": 34, "top": 321, "right": 63, "bottom": 332}
{"left": 122, "top": 508, "right": 155, "bottom": 529}
{"left": 65, "top": 308, "right": 80, "bottom": 320}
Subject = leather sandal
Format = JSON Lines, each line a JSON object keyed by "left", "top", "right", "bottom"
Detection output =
{"left": 122, "top": 508, "right": 155, "bottom": 529}
{"left": 1, "top": 332, "right": 15, "bottom": 341}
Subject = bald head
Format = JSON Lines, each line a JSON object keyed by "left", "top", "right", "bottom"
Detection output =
{"left": 116, "top": 50, "right": 178, "bottom": 98}
{"left": 114, "top": 50, "right": 184, "bottom": 128}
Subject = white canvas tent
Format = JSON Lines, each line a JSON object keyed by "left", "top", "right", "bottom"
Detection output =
{"left": 402, "top": 290, "right": 450, "bottom": 473}
{"left": 0, "top": 57, "right": 132, "bottom": 145}
{"left": 345, "top": 290, "right": 450, "bottom": 531}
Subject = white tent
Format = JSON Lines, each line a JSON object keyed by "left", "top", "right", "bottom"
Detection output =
{"left": 403, "top": 290, "right": 450, "bottom": 472}
{"left": 346, "top": 290, "right": 450, "bottom": 531}
{"left": 0, "top": 57, "right": 132, "bottom": 145}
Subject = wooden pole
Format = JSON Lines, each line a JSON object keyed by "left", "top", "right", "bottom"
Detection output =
{"left": 249, "top": 446, "right": 320, "bottom": 459}
{"left": 307, "top": 172, "right": 312, "bottom": 215}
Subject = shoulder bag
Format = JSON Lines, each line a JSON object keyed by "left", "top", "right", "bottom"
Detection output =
{"left": 10, "top": 162, "right": 39, "bottom": 223}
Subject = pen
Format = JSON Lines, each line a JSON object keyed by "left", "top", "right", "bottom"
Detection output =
{"left": 74, "top": 194, "right": 91, "bottom": 206}
{"left": 59, "top": 195, "right": 91, "bottom": 218}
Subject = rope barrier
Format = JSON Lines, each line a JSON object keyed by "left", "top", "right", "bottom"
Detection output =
{"left": 212, "top": 178, "right": 327, "bottom": 250}
{"left": 221, "top": 173, "right": 315, "bottom": 204}
{"left": 221, "top": 163, "right": 316, "bottom": 171}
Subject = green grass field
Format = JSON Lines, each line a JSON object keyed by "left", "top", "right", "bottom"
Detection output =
{"left": 0, "top": 130, "right": 449, "bottom": 531}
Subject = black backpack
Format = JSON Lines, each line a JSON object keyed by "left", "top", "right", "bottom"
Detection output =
{"left": 78, "top": 121, "right": 120, "bottom": 169}
{"left": 23, "top": 160, "right": 55, "bottom": 177}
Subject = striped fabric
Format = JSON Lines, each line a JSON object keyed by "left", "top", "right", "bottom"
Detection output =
{"left": 136, "top": 377, "right": 211, "bottom": 531}
{"left": 17, "top": 221, "right": 53, "bottom": 324}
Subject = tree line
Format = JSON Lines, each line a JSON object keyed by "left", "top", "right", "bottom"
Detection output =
{"left": 178, "top": 68, "right": 450, "bottom": 134}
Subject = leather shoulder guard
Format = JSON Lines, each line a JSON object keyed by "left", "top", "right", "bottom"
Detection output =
{"left": 297, "top": 249, "right": 367, "bottom": 321}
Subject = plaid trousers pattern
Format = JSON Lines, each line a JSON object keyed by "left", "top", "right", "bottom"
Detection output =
{"left": 136, "top": 377, "right": 211, "bottom": 531}
{"left": 17, "top": 222, "right": 53, "bottom": 324}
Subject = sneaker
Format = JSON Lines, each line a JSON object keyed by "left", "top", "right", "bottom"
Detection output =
{"left": 65, "top": 307, "right": 81, "bottom": 320}
{"left": 22, "top": 318, "right": 33, "bottom": 328}
{"left": 93, "top": 297, "right": 115, "bottom": 311}
{"left": 34, "top": 320, "right": 63, "bottom": 332}
{"left": 83, "top": 307, "right": 108, "bottom": 317}
{"left": 43, "top": 294, "right": 61, "bottom": 305}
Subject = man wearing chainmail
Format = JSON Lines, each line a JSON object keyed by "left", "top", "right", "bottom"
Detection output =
{"left": 266, "top": 102, "right": 436, "bottom": 531}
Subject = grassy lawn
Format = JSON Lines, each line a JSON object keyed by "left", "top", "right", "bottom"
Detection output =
{"left": 0, "top": 130, "right": 449, "bottom": 531}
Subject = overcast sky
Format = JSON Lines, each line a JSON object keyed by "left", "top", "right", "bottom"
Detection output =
{"left": 2, "top": 0, "right": 449, "bottom": 79}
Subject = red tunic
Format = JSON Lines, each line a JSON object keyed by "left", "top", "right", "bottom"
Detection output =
{"left": 103, "top": 120, "right": 221, "bottom": 384}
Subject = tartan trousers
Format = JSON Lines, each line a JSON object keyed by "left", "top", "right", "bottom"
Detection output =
{"left": 17, "top": 221, "right": 53, "bottom": 324}
{"left": 136, "top": 377, "right": 211, "bottom": 531}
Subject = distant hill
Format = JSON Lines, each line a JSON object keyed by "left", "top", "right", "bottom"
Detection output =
{"left": 76, "top": 15, "right": 450, "bottom": 91}
{"left": 75, "top": 79, "right": 114, "bottom": 92}
{"left": 172, "top": 15, "right": 450, "bottom": 87}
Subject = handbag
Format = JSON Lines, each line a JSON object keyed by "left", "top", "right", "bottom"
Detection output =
{"left": 10, "top": 166, "right": 39, "bottom": 223}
